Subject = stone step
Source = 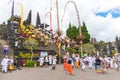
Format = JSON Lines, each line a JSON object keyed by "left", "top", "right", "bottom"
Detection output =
{"left": 0, "top": 40, "right": 14, "bottom": 63}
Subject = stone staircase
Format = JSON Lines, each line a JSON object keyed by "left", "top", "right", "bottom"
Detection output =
{"left": 0, "top": 40, "right": 14, "bottom": 70}
{"left": 0, "top": 40, "right": 14, "bottom": 59}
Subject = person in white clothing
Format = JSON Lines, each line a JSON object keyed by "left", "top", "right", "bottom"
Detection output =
{"left": 110, "top": 57, "right": 114, "bottom": 68}
{"left": 88, "top": 56, "right": 93, "bottom": 69}
{"left": 38, "top": 56, "right": 44, "bottom": 67}
{"left": 52, "top": 56, "right": 57, "bottom": 70}
{"left": 1, "top": 55, "right": 9, "bottom": 73}
{"left": 81, "top": 57, "right": 86, "bottom": 71}
{"left": 48, "top": 55, "right": 52, "bottom": 65}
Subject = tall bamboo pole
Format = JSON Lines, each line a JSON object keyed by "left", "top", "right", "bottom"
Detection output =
{"left": 56, "top": 0, "right": 61, "bottom": 64}
{"left": 61, "top": 0, "right": 83, "bottom": 55}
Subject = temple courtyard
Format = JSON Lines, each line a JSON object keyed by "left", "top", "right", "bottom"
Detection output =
{"left": 0, "top": 65, "right": 120, "bottom": 80}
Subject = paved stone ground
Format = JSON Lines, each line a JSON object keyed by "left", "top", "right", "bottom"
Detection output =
{"left": 0, "top": 65, "right": 120, "bottom": 80}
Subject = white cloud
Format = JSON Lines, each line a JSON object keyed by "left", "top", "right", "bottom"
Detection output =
{"left": 0, "top": 0, "right": 120, "bottom": 42}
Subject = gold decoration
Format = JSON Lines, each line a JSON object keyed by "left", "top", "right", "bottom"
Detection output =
{"left": 31, "top": 35, "right": 36, "bottom": 38}
{"left": 45, "top": 35, "right": 49, "bottom": 39}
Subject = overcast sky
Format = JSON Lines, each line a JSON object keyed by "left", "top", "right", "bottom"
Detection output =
{"left": 0, "top": 0, "right": 120, "bottom": 42}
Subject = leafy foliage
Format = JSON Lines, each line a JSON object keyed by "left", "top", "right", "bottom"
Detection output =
{"left": 66, "top": 23, "right": 79, "bottom": 40}
{"left": 26, "top": 60, "right": 37, "bottom": 67}
{"left": 81, "top": 21, "right": 90, "bottom": 43}
{"left": 23, "top": 38, "right": 39, "bottom": 60}
{"left": 99, "top": 40, "right": 106, "bottom": 46}
{"left": 66, "top": 22, "right": 90, "bottom": 44}
{"left": 82, "top": 43, "right": 95, "bottom": 55}
{"left": 19, "top": 52, "right": 39, "bottom": 59}
{"left": 23, "top": 38, "right": 39, "bottom": 50}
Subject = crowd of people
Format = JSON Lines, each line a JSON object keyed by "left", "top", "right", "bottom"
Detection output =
{"left": 0, "top": 54, "right": 57, "bottom": 73}
{"left": 1, "top": 51, "right": 120, "bottom": 75}
{"left": 63, "top": 52, "right": 120, "bottom": 75}
{"left": 37, "top": 55, "right": 57, "bottom": 70}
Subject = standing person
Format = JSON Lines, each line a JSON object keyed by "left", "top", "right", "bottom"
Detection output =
{"left": 64, "top": 58, "right": 73, "bottom": 75}
{"left": 81, "top": 57, "right": 86, "bottom": 71}
{"left": 48, "top": 55, "right": 52, "bottom": 65}
{"left": 3, "top": 44, "right": 9, "bottom": 55}
{"left": 75, "top": 54, "right": 80, "bottom": 68}
{"left": 13, "top": 58, "right": 18, "bottom": 69}
{"left": 110, "top": 57, "right": 114, "bottom": 69}
{"left": 1, "top": 55, "right": 9, "bottom": 73}
{"left": 9, "top": 56, "right": 14, "bottom": 71}
{"left": 22, "top": 59, "right": 26, "bottom": 67}
{"left": 52, "top": 56, "right": 57, "bottom": 70}
{"left": 67, "top": 59, "right": 73, "bottom": 75}
{"left": 101, "top": 56, "right": 107, "bottom": 74}
{"left": 88, "top": 56, "right": 93, "bottom": 69}
{"left": 95, "top": 56, "right": 101, "bottom": 71}
{"left": 114, "top": 55, "right": 119, "bottom": 71}
{"left": 44, "top": 56, "right": 49, "bottom": 67}
{"left": 63, "top": 58, "right": 67, "bottom": 71}
{"left": 93, "top": 56, "right": 97, "bottom": 70}
{"left": 38, "top": 56, "right": 44, "bottom": 67}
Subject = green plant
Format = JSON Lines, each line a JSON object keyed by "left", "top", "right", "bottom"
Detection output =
{"left": 19, "top": 52, "right": 26, "bottom": 58}
{"left": 26, "top": 60, "right": 37, "bottom": 67}
{"left": 23, "top": 38, "right": 39, "bottom": 60}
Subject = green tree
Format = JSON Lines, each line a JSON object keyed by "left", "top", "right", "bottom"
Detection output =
{"left": 81, "top": 21, "right": 90, "bottom": 43}
{"left": 66, "top": 23, "right": 79, "bottom": 40}
{"left": 99, "top": 40, "right": 106, "bottom": 46}
{"left": 36, "top": 12, "right": 41, "bottom": 28}
{"left": 66, "top": 22, "right": 90, "bottom": 44}
{"left": 25, "top": 10, "right": 32, "bottom": 26}
{"left": 23, "top": 38, "right": 38, "bottom": 60}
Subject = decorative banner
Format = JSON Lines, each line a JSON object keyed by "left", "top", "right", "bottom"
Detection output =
{"left": 58, "top": 42, "right": 61, "bottom": 48}
{"left": 45, "top": 8, "right": 52, "bottom": 31}
{"left": 19, "top": 2, "right": 24, "bottom": 31}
